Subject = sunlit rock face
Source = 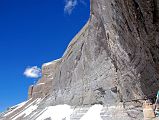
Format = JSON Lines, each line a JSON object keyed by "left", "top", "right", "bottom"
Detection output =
{"left": 28, "top": 59, "right": 61, "bottom": 99}
{"left": 48, "top": 0, "right": 159, "bottom": 106}
{"left": 1, "top": 0, "right": 159, "bottom": 119}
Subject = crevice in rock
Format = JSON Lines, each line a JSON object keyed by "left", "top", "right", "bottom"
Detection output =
{"left": 76, "top": 42, "right": 84, "bottom": 62}
{"left": 111, "top": 58, "right": 118, "bottom": 72}
{"left": 111, "top": 86, "right": 118, "bottom": 93}
{"left": 153, "top": 0, "right": 159, "bottom": 24}
{"left": 95, "top": 87, "right": 106, "bottom": 95}
{"left": 91, "top": 101, "right": 103, "bottom": 105}
{"left": 132, "top": 0, "right": 148, "bottom": 34}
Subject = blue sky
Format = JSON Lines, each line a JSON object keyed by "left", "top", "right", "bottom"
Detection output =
{"left": 0, "top": 0, "right": 90, "bottom": 112}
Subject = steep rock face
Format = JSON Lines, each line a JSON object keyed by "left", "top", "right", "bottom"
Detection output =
{"left": 28, "top": 0, "right": 159, "bottom": 105}
{"left": 1, "top": 0, "right": 159, "bottom": 119}
{"left": 47, "top": 0, "right": 159, "bottom": 106}
{"left": 28, "top": 59, "right": 61, "bottom": 99}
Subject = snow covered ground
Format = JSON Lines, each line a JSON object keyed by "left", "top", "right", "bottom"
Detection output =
{"left": 1, "top": 100, "right": 142, "bottom": 120}
{"left": 2, "top": 101, "right": 104, "bottom": 120}
{"left": 36, "top": 105, "right": 73, "bottom": 120}
{"left": 11, "top": 99, "right": 37, "bottom": 119}
{"left": 3, "top": 101, "right": 28, "bottom": 117}
{"left": 35, "top": 104, "right": 103, "bottom": 120}
{"left": 80, "top": 105, "right": 103, "bottom": 120}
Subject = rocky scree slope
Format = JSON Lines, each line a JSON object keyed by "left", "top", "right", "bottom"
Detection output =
{"left": 1, "top": 0, "right": 159, "bottom": 119}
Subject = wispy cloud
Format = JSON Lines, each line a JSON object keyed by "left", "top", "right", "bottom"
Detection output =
{"left": 64, "top": 0, "right": 78, "bottom": 15}
{"left": 24, "top": 66, "right": 41, "bottom": 78}
{"left": 79, "top": 0, "right": 86, "bottom": 6}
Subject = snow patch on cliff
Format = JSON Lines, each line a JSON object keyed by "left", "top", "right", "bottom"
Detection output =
{"left": 35, "top": 104, "right": 103, "bottom": 120}
{"left": 80, "top": 104, "right": 103, "bottom": 120}
{"left": 4, "top": 101, "right": 28, "bottom": 117}
{"left": 36, "top": 104, "right": 73, "bottom": 120}
{"left": 11, "top": 98, "right": 41, "bottom": 120}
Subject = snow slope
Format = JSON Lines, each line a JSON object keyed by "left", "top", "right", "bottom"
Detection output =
{"left": 1, "top": 100, "right": 142, "bottom": 120}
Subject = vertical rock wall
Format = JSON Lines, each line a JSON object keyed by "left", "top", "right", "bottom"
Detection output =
{"left": 1, "top": 0, "right": 159, "bottom": 119}
{"left": 28, "top": 59, "right": 61, "bottom": 99}
{"left": 47, "top": 0, "right": 159, "bottom": 106}
{"left": 28, "top": 0, "right": 159, "bottom": 106}
{"left": 2, "top": 0, "right": 159, "bottom": 119}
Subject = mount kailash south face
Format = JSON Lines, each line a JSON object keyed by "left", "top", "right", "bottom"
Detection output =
{"left": 0, "top": 0, "right": 159, "bottom": 119}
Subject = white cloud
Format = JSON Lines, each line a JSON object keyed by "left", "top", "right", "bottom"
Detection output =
{"left": 64, "top": 0, "right": 78, "bottom": 15}
{"left": 24, "top": 66, "right": 41, "bottom": 78}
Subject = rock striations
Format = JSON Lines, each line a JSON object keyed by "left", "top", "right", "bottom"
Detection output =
{"left": 1, "top": 0, "right": 159, "bottom": 119}
{"left": 28, "top": 59, "right": 61, "bottom": 99}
